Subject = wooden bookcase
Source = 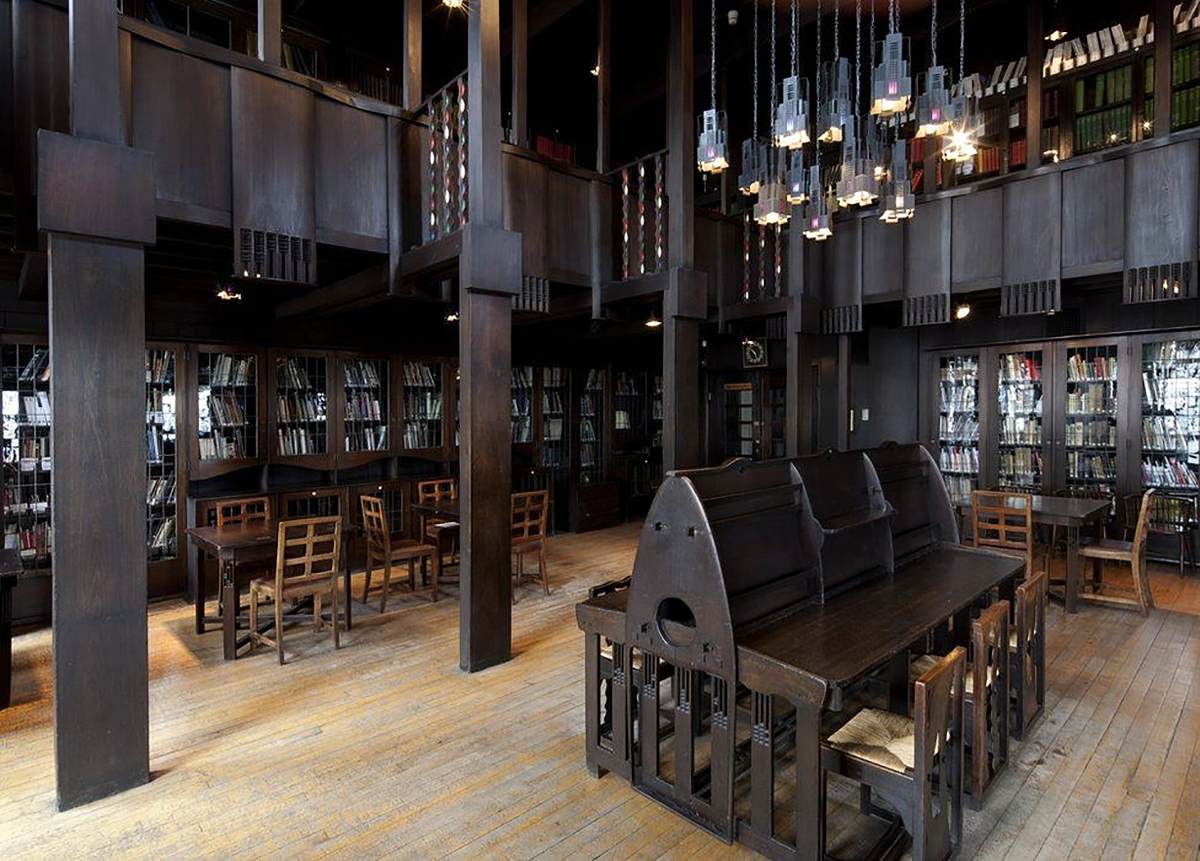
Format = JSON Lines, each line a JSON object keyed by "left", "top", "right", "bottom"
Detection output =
{"left": 146, "top": 341, "right": 188, "bottom": 597}
{"left": 336, "top": 352, "right": 397, "bottom": 469}
{"left": 269, "top": 348, "right": 334, "bottom": 469}
{"left": 189, "top": 343, "right": 266, "bottom": 480}
{"left": 400, "top": 357, "right": 449, "bottom": 459}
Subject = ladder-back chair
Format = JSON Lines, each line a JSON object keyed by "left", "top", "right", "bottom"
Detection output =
{"left": 1076, "top": 489, "right": 1156, "bottom": 614}
{"left": 360, "top": 495, "right": 440, "bottom": 609}
{"left": 1010, "top": 569, "right": 1047, "bottom": 739}
{"left": 215, "top": 495, "right": 272, "bottom": 528}
{"left": 972, "top": 491, "right": 1035, "bottom": 579}
{"left": 512, "top": 490, "right": 550, "bottom": 599}
{"left": 417, "top": 478, "right": 459, "bottom": 564}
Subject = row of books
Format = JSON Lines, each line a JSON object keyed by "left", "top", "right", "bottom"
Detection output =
{"left": 999, "top": 415, "right": 1042, "bottom": 445}
{"left": 1142, "top": 456, "right": 1200, "bottom": 489}
{"left": 147, "top": 426, "right": 176, "bottom": 463}
{"left": 20, "top": 392, "right": 51, "bottom": 425}
{"left": 403, "top": 391, "right": 442, "bottom": 420}
{"left": 1142, "top": 416, "right": 1199, "bottom": 451}
{"left": 7, "top": 523, "right": 50, "bottom": 561}
{"left": 276, "top": 393, "right": 326, "bottom": 424}
{"left": 1065, "top": 451, "right": 1116, "bottom": 481}
{"left": 1066, "top": 390, "right": 1115, "bottom": 415}
{"left": 402, "top": 421, "right": 441, "bottom": 450}
{"left": 16, "top": 436, "right": 49, "bottom": 459}
{"left": 1066, "top": 421, "right": 1117, "bottom": 447}
{"left": 543, "top": 417, "right": 565, "bottom": 442}
{"left": 1075, "top": 104, "right": 1131, "bottom": 153}
{"left": 277, "top": 357, "right": 318, "bottom": 390}
{"left": 971, "top": 146, "right": 1004, "bottom": 177}
{"left": 999, "top": 448, "right": 1043, "bottom": 485}
{"left": 999, "top": 388, "right": 1041, "bottom": 414}
{"left": 402, "top": 362, "right": 440, "bottom": 388}
{"left": 4, "top": 498, "right": 49, "bottom": 517}
{"left": 148, "top": 516, "right": 176, "bottom": 552}
{"left": 344, "top": 360, "right": 384, "bottom": 389}
{"left": 512, "top": 391, "right": 533, "bottom": 418}
{"left": 939, "top": 444, "right": 980, "bottom": 474}
{"left": 1001, "top": 353, "right": 1042, "bottom": 382}
{"left": 512, "top": 367, "right": 534, "bottom": 389}
{"left": 146, "top": 351, "right": 174, "bottom": 385}
{"left": 938, "top": 358, "right": 978, "bottom": 382}
{"left": 614, "top": 374, "right": 642, "bottom": 396}
{"left": 346, "top": 393, "right": 385, "bottom": 422}
{"left": 147, "top": 475, "right": 175, "bottom": 507}
{"left": 146, "top": 389, "right": 175, "bottom": 417}
{"left": 1075, "top": 65, "right": 1133, "bottom": 114}
{"left": 543, "top": 368, "right": 566, "bottom": 386}
{"left": 346, "top": 427, "right": 388, "bottom": 452}
{"left": 512, "top": 416, "right": 532, "bottom": 444}
{"left": 543, "top": 392, "right": 565, "bottom": 414}
{"left": 278, "top": 427, "right": 325, "bottom": 457}
{"left": 199, "top": 432, "right": 248, "bottom": 461}
{"left": 580, "top": 394, "right": 601, "bottom": 418}
{"left": 1143, "top": 374, "right": 1200, "bottom": 409}
{"left": 1146, "top": 340, "right": 1200, "bottom": 364}
{"left": 206, "top": 354, "right": 255, "bottom": 387}
{"left": 939, "top": 415, "right": 978, "bottom": 442}
{"left": 583, "top": 369, "right": 604, "bottom": 390}
{"left": 939, "top": 383, "right": 977, "bottom": 413}
{"left": 1066, "top": 353, "right": 1118, "bottom": 382}
{"left": 19, "top": 349, "right": 50, "bottom": 383}
{"left": 1168, "top": 83, "right": 1200, "bottom": 131}
{"left": 207, "top": 391, "right": 248, "bottom": 427}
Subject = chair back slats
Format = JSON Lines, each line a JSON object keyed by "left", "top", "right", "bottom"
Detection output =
{"left": 912, "top": 646, "right": 965, "bottom": 861}
{"left": 1132, "top": 489, "right": 1157, "bottom": 557}
{"left": 971, "top": 601, "right": 1010, "bottom": 799}
{"left": 512, "top": 490, "right": 549, "bottom": 541}
{"left": 1147, "top": 491, "right": 1196, "bottom": 534}
{"left": 1014, "top": 569, "right": 1047, "bottom": 735}
{"left": 217, "top": 495, "right": 272, "bottom": 528}
{"left": 360, "top": 495, "right": 391, "bottom": 562}
{"left": 275, "top": 516, "right": 342, "bottom": 590}
{"left": 418, "top": 478, "right": 458, "bottom": 505}
{"left": 972, "top": 491, "right": 1034, "bottom": 575}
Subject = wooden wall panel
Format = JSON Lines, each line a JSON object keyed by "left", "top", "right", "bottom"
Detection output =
{"left": 951, "top": 187, "right": 1003, "bottom": 291}
{"left": 1061, "top": 158, "right": 1124, "bottom": 276}
{"left": 695, "top": 214, "right": 741, "bottom": 307}
{"left": 230, "top": 67, "right": 315, "bottom": 239}
{"left": 315, "top": 98, "right": 388, "bottom": 243}
{"left": 862, "top": 215, "right": 904, "bottom": 303}
{"left": 545, "top": 168, "right": 592, "bottom": 284}
{"left": 130, "top": 39, "right": 231, "bottom": 216}
{"left": 822, "top": 218, "right": 862, "bottom": 332}
{"left": 1003, "top": 173, "right": 1061, "bottom": 287}
{"left": 1125, "top": 140, "right": 1198, "bottom": 270}
{"left": 502, "top": 153, "right": 547, "bottom": 277}
{"left": 903, "top": 197, "right": 951, "bottom": 325}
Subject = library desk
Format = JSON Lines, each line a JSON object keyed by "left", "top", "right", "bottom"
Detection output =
{"left": 411, "top": 498, "right": 460, "bottom": 519}
{"left": 0, "top": 549, "right": 21, "bottom": 708}
{"left": 187, "top": 524, "right": 353, "bottom": 660}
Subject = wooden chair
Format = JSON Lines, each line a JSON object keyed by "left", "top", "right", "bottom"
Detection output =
{"left": 360, "top": 495, "right": 440, "bottom": 610}
{"left": 911, "top": 602, "right": 1009, "bottom": 809}
{"left": 248, "top": 516, "right": 342, "bottom": 665}
{"left": 972, "top": 490, "right": 1035, "bottom": 579}
{"left": 417, "top": 478, "right": 459, "bottom": 564}
{"left": 1076, "top": 489, "right": 1156, "bottom": 615}
{"left": 511, "top": 490, "right": 550, "bottom": 599}
{"left": 215, "top": 495, "right": 271, "bottom": 528}
{"left": 1010, "top": 569, "right": 1046, "bottom": 740}
{"left": 822, "top": 647, "right": 965, "bottom": 861}
{"left": 1148, "top": 492, "right": 1198, "bottom": 578}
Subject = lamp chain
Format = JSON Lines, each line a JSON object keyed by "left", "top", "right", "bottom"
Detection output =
{"left": 931, "top": 0, "right": 937, "bottom": 66}
{"left": 752, "top": 0, "right": 759, "bottom": 136}
{"left": 959, "top": 0, "right": 966, "bottom": 82}
{"left": 770, "top": 0, "right": 777, "bottom": 111}
{"left": 710, "top": 0, "right": 717, "bottom": 109}
{"left": 791, "top": 0, "right": 798, "bottom": 78}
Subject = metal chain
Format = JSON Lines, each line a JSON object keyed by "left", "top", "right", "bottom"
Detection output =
{"left": 752, "top": 0, "right": 759, "bottom": 135}
{"left": 889, "top": 0, "right": 896, "bottom": 35}
{"left": 870, "top": 0, "right": 875, "bottom": 69}
{"left": 791, "top": 0, "right": 798, "bottom": 78}
{"left": 959, "top": 0, "right": 966, "bottom": 82}
{"left": 833, "top": 0, "right": 839, "bottom": 61}
{"left": 710, "top": 0, "right": 717, "bottom": 109}
{"left": 816, "top": 0, "right": 822, "bottom": 106}
{"left": 931, "top": 0, "right": 937, "bottom": 66}
{"left": 770, "top": 0, "right": 777, "bottom": 111}
{"left": 855, "top": 0, "right": 861, "bottom": 115}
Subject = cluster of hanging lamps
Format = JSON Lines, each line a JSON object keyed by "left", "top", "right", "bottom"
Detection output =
{"left": 787, "top": 148, "right": 809, "bottom": 205}
{"left": 696, "top": 0, "right": 729, "bottom": 174}
{"left": 836, "top": 0, "right": 879, "bottom": 208}
{"left": 870, "top": 0, "right": 911, "bottom": 117}
{"left": 879, "top": 139, "right": 915, "bottom": 222}
{"left": 941, "top": 0, "right": 979, "bottom": 163}
{"left": 754, "top": 0, "right": 791, "bottom": 226}
{"left": 914, "top": 0, "right": 954, "bottom": 138}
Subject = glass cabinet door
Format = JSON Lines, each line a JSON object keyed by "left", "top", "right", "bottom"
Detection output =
{"left": 936, "top": 354, "right": 980, "bottom": 507}
{"left": 1060, "top": 342, "right": 1120, "bottom": 507}
{"left": 723, "top": 382, "right": 756, "bottom": 459}
{"left": 1141, "top": 338, "right": 1200, "bottom": 492}
{"left": 996, "top": 349, "right": 1046, "bottom": 492}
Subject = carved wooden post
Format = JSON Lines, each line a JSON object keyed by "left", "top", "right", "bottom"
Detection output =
{"left": 1025, "top": 0, "right": 1043, "bottom": 168}
{"left": 43, "top": 0, "right": 155, "bottom": 809}
{"left": 1154, "top": 0, "right": 1173, "bottom": 133}
{"left": 403, "top": 0, "right": 422, "bottom": 109}
{"left": 459, "top": 0, "right": 522, "bottom": 671}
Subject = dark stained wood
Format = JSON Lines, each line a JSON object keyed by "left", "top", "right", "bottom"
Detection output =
{"left": 952, "top": 187, "right": 1003, "bottom": 292}
{"left": 129, "top": 39, "right": 232, "bottom": 215}
{"left": 861, "top": 215, "right": 904, "bottom": 303}
{"left": 257, "top": 0, "right": 281, "bottom": 66}
{"left": 315, "top": 98, "right": 389, "bottom": 243}
{"left": 1124, "top": 140, "right": 1199, "bottom": 271}
{"left": 68, "top": 0, "right": 121, "bottom": 144}
{"left": 666, "top": 0, "right": 694, "bottom": 269}
{"left": 1002, "top": 173, "right": 1062, "bottom": 287}
{"left": 1025, "top": 0, "right": 1043, "bottom": 169}
{"left": 468, "top": 0, "right": 503, "bottom": 227}
{"left": 1061, "top": 159, "right": 1124, "bottom": 277}
{"left": 403, "top": 0, "right": 422, "bottom": 109}
{"left": 511, "top": 0, "right": 527, "bottom": 148}
{"left": 0, "top": 550, "right": 21, "bottom": 709}
{"left": 903, "top": 196, "right": 951, "bottom": 323}
{"left": 274, "top": 263, "right": 388, "bottom": 319}
{"left": 1154, "top": 0, "right": 1173, "bottom": 134}
{"left": 596, "top": 0, "right": 611, "bottom": 172}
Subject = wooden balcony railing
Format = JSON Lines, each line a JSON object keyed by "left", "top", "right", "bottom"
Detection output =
{"left": 612, "top": 150, "right": 668, "bottom": 280}
{"left": 416, "top": 74, "right": 469, "bottom": 243}
{"left": 739, "top": 216, "right": 788, "bottom": 303}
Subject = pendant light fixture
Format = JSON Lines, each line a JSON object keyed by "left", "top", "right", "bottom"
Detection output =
{"left": 738, "top": 0, "right": 765, "bottom": 195}
{"left": 817, "top": 0, "right": 852, "bottom": 143}
{"left": 915, "top": 0, "right": 954, "bottom": 138}
{"left": 879, "top": 138, "right": 915, "bottom": 222}
{"left": 787, "top": 148, "right": 809, "bottom": 205}
{"left": 773, "top": 0, "right": 810, "bottom": 148}
{"left": 870, "top": 0, "right": 912, "bottom": 117}
{"left": 836, "top": 0, "right": 878, "bottom": 207}
{"left": 696, "top": 0, "right": 729, "bottom": 174}
{"left": 802, "top": 165, "right": 833, "bottom": 240}
{"left": 941, "top": 0, "right": 978, "bottom": 164}
{"left": 755, "top": 0, "right": 791, "bottom": 226}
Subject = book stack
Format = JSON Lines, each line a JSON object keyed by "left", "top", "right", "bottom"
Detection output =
{"left": 512, "top": 366, "right": 533, "bottom": 444}
{"left": 146, "top": 475, "right": 176, "bottom": 506}
{"left": 209, "top": 354, "right": 254, "bottom": 387}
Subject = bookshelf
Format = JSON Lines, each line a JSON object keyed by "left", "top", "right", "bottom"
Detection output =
{"left": 1, "top": 343, "right": 51, "bottom": 572}
{"left": 1061, "top": 343, "right": 1120, "bottom": 508}
{"left": 997, "top": 349, "right": 1045, "bottom": 492}
{"left": 512, "top": 366, "right": 534, "bottom": 445}
{"left": 541, "top": 367, "right": 569, "bottom": 531}
{"left": 612, "top": 371, "right": 646, "bottom": 448}
{"left": 194, "top": 347, "right": 259, "bottom": 476}
{"left": 723, "top": 382, "right": 756, "bottom": 459}
{"left": 937, "top": 354, "right": 980, "bottom": 507}
{"left": 401, "top": 359, "right": 445, "bottom": 453}
{"left": 1141, "top": 338, "right": 1200, "bottom": 492}
{"left": 579, "top": 367, "right": 605, "bottom": 485}
{"left": 272, "top": 350, "right": 330, "bottom": 465}
{"left": 651, "top": 374, "right": 664, "bottom": 490}
{"left": 341, "top": 355, "right": 391, "bottom": 466}
{"left": 146, "top": 347, "right": 179, "bottom": 566}
{"left": 1073, "top": 63, "right": 1133, "bottom": 154}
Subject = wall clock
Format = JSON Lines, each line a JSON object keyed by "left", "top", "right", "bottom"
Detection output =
{"left": 741, "top": 338, "right": 768, "bottom": 369}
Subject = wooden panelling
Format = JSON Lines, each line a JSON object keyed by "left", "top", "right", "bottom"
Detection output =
{"left": 1061, "top": 159, "right": 1124, "bottom": 276}
{"left": 315, "top": 98, "right": 389, "bottom": 243}
{"left": 503, "top": 152, "right": 548, "bottom": 277}
{"left": 1125, "top": 140, "right": 1199, "bottom": 271}
{"left": 545, "top": 168, "right": 593, "bottom": 283}
{"left": 0, "top": 1, "right": 16, "bottom": 174}
{"left": 230, "top": 67, "right": 316, "bottom": 240}
{"left": 952, "top": 187, "right": 1003, "bottom": 291}
{"left": 862, "top": 215, "right": 904, "bottom": 303}
{"left": 822, "top": 217, "right": 863, "bottom": 333}
{"left": 1003, "top": 173, "right": 1062, "bottom": 288}
{"left": 904, "top": 197, "right": 951, "bottom": 325}
{"left": 695, "top": 214, "right": 741, "bottom": 308}
{"left": 130, "top": 40, "right": 231, "bottom": 216}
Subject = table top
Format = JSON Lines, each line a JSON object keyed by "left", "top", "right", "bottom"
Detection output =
{"left": 962, "top": 494, "right": 1111, "bottom": 527}
{"left": 187, "top": 523, "right": 278, "bottom": 553}
{"left": 412, "top": 499, "right": 460, "bottom": 518}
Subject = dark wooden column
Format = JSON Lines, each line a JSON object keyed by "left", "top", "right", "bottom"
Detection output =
{"left": 596, "top": 0, "right": 611, "bottom": 172}
{"left": 1025, "top": 0, "right": 1043, "bottom": 169}
{"left": 460, "top": 0, "right": 521, "bottom": 672}
{"left": 257, "top": 0, "right": 281, "bottom": 65}
{"left": 403, "top": 0, "right": 422, "bottom": 109}
{"left": 1155, "top": 0, "right": 1173, "bottom": 133}
{"left": 512, "top": 0, "right": 528, "bottom": 147}
{"left": 667, "top": 0, "right": 694, "bottom": 269}
{"left": 42, "top": 0, "right": 155, "bottom": 810}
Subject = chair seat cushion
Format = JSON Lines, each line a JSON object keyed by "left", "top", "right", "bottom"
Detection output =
{"left": 826, "top": 708, "right": 915, "bottom": 773}
{"left": 389, "top": 538, "right": 434, "bottom": 560}
{"left": 1078, "top": 537, "right": 1133, "bottom": 561}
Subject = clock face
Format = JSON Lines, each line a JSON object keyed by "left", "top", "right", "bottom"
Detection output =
{"left": 742, "top": 339, "right": 767, "bottom": 368}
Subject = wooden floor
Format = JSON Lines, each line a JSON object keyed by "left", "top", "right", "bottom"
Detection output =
{"left": 2, "top": 524, "right": 1200, "bottom": 860}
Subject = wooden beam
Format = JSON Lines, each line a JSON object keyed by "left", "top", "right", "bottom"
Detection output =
{"left": 69, "top": 0, "right": 122, "bottom": 144}
{"left": 1155, "top": 0, "right": 1173, "bottom": 134}
{"left": 274, "top": 263, "right": 388, "bottom": 318}
{"left": 596, "top": 0, "right": 611, "bottom": 173}
{"left": 663, "top": 305, "right": 701, "bottom": 471}
{"left": 511, "top": 0, "right": 528, "bottom": 147}
{"left": 469, "top": 0, "right": 503, "bottom": 227}
{"left": 257, "top": 0, "right": 281, "bottom": 65}
{"left": 1025, "top": 0, "right": 1043, "bottom": 169}
{"left": 403, "top": 0, "right": 422, "bottom": 109}
{"left": 667, "top": 0, "right": 694, "bottom": 269}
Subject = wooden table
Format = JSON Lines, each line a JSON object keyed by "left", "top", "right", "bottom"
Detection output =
{"left": 0, "top": 549, "right": 23, "bottom": 709}
{"left": 187, "top": 524, "right": 353, "bottom": 660}
{"left": 964, "top": 494, "right": 1111, "bottom": 613}
{"left": 577, "top": 542, "right": 1023, "bottom": 859}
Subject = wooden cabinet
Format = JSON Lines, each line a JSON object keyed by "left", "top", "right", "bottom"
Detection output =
{"left": 400, "top": 358, "right": 449, "bottom": 458}
{"left": 146, "top": 342, "right": 188, "bottom": 597}
{"left": 336, "top": 352, "right": 396, "bottom": 468}
{"left": 189, "top": 344, "right": 266, "bottom": 479}
{"left": 269, "top": 348, "right": 334, "bottom": 469}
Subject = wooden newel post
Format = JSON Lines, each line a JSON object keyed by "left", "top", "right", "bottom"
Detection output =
{"left": 42, "top": 0, "right": 155, "bottom": 810}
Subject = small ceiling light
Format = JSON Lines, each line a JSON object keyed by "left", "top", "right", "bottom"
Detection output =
{"left": 801, "top": 166, "right": 833, "bottom": 240}
{"left": 740, "top": 1, "right": 764, "bottom": 197}
{"left": 1043, "top": 147, "right": 1060, "bottom": 164}
{"left": 445, "top": 310, "right": 460, "bottom": 323}
{"left": 645, "top": 310, "right": 663, "bottom": 329}
{"left": 1045, "top": 29, "right": 1067, "bottom": 43}
{"left": 590, "top": 63, "right": 600, "bottom": 77}
{"left": 442, "top": 0, "right": 465, "bottom": 9}
{"left": 870, "top": 0, "right": 912, "bottom": 118}
{"left": 773, "top": 0, "right": 810, "bottom": 149}
{"left": 216, "top": 285, "right": 242, "bottom": 301}
{"left": 754, "top": 147, "right": 791, "bottom": 225}
{"left": 954, "top": 303, "right": 971, "bottom": 320}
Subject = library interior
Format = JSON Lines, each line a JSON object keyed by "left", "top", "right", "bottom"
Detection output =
{"left": 3, "top": 0, "right": 1200, "bottom": 858}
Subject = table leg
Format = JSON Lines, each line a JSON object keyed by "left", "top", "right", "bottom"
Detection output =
{"left": 889, "top": 651, "right": 910, "bottom": 714}
{"left": 793, "top": 700, "right": 824, "bottom": 860}
{"left": 342, "top": 540, "right": 352, "bottom": 632}
{"left": 1, "top": 580, "right": 13, "bottom": 709}
{"left": 221, "top": 556, "right": 237, "bottom": 660}
{"left": 193, "top": 545, "right": 206, "bottom": 635}
{"left": 1065, "top": 526, "right": 1081, "bottom": 614}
